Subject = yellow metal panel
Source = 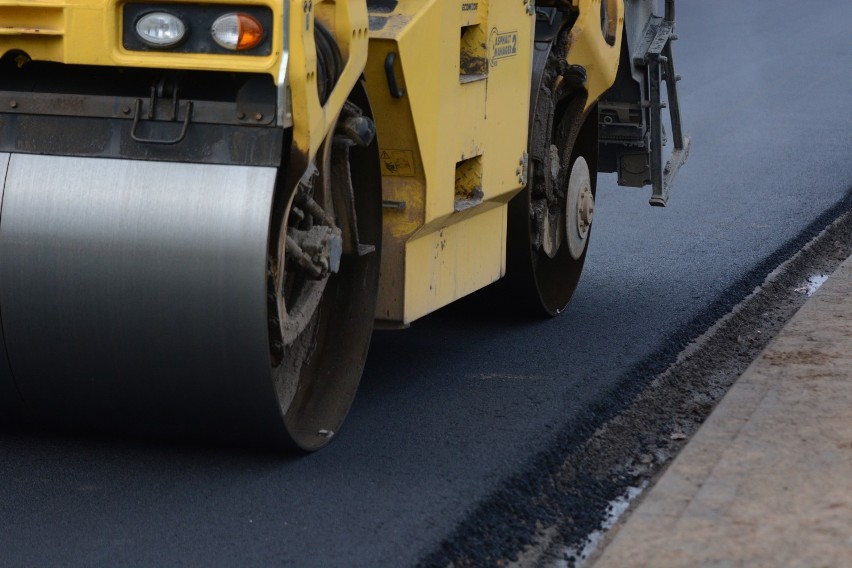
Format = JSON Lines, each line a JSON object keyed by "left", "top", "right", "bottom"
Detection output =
{"left": 0, "top": 5, "right": 65, "bottom": 35}
{"left": 403, "top": 204, "right": 507, "bottom": 323}
{"left": 367, "top": 0, "right": 534, "bottom": 324}
{"left": 364, "top": 36, "right": 424, "bottom": 320}
{"left": 459, "top": 0, "right": 485, "bottom": 26}
{"left": 386, "top": 0, "right": 530, "bottom": 226}
{"left": 0, "top": 0, "right": 285, "bottom": 75}
{"left": 0, "top": 0, "right": 371, "bottom": 177}
{"left": 566, "top": 0, "right": 624, "bottom": 109}
{"left": 289, "top": 0, "right": 370, "bottom": 161}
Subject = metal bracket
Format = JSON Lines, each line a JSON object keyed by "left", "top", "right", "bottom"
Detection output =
{"left": 130, "top": 83, "right": 194, "bottom": 145}
{"left": 331, "top": 136, "right": 376, "bottom": 256}
{"left": 534, "top": 7, "right": 561, "bottom": 42}
{"left": 597, "top": 1, "right": 690, "bottom": 206}
{"left": 643, "top": 2, "right": 690, "bottom": 206}
{"left": 275, "top": 0, "right": 292, "bottom": 127}
{"left": 384, "top": 52, "right": 405, "bottom": 98}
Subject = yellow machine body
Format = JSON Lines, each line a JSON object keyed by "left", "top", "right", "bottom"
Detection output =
{"left": 0, "top": 0, "right": 367, "bottom": 169}
{"left": 565, "top": 0, "right": 624, "bottom": 110}
{"left": 364, "top": 0, "right": 622, "bottom": 324}
{"left": 0, "top": 0, "right": 685, "bottom": 448}
{"left": 365, "top": 0, "right": 534, "bottom": 324}
{"left": 0, "top": 0, "right": 284, "bottom": 71}
{"left": 0, "top": 0, "right": 624, "bottom": 327}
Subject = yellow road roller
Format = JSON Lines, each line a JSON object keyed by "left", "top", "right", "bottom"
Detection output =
{"left": 0, "top": 0, "right": 688, "bottom": 449}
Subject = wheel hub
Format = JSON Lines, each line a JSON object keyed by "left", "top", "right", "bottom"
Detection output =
{"left": 537, "top": 143, "right": 563, "bottom": 259}
{"left": 577, "top": 184, "right": 594, "bottom": 239}
{"left": 565, "top": 156, "right": 594, "bottom": 260}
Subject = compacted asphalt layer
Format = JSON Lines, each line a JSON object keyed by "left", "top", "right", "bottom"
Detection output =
{"left": 2, "top": 1, "right": 852, "bottom": 566}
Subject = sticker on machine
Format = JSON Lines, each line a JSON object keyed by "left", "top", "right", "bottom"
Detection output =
{"left": 490, "top": 28, "right": 518, "bottom": 67}
{"left": 380, "top": 149, "right": 416, "bottom": 177}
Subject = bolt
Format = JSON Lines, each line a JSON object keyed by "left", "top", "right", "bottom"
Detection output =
{"left": 254, "top": 112, "right": 264, "bottom": 121}
{"left": 9, "top": 100, "right": 17, "bottom": 109}
{"left": 237, "top": 111, "right": 246, "bottom": 119}
{"left": 121, "top": 105, "right": 130, "bottom": 114}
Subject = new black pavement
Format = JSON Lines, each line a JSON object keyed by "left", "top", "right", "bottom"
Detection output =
{"left": 2, "top": 1, "right": 852, "bottom": 566}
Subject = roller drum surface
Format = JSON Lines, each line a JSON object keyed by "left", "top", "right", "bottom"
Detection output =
{"left": 0, "top": 153, "right": 287, "bottom": 442}
{"left": 0, "top": 152, "right": 18, "bottom": 422}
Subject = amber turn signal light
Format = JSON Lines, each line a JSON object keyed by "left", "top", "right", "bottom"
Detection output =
{"left": 211, "top": 13, "right": 264, "bottom": 51}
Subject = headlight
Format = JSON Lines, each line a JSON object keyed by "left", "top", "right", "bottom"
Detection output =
{"left": 123, "top": 4, "right": 272, "bottom": 55}
{"left": 211, "top": 13, "right": 264, "bottom": 51}
{"left": 135, "top": 12, "right": 187, "bottom": 47}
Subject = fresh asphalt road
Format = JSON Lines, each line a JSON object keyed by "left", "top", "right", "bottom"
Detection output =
{"left": 2, "top": 2, "right": 852, "bottom": 566}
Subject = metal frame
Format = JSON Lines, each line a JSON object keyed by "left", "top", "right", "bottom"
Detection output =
{"left": 643, "top": 0, "right": 690, "bottom": 206}
{"left": 597, "top": 0, "right": 691, "bottom": 207}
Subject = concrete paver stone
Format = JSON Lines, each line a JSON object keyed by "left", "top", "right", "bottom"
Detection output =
{"left": 593, "top": 254, "right": 852, "bottom": 568}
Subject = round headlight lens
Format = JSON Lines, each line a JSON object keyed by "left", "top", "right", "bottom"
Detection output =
{"left": 211, "top": 13, "right": 264, "bottom": 51}
{"left": 135, "top": 12, "right": 186, "bottom": 47}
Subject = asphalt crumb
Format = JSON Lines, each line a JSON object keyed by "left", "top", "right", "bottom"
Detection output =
{"left": 418, "top": 188, "right": 852, "bottom": 568}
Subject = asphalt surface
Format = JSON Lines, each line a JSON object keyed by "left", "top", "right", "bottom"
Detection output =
{"left": 2, "top": 1, "right": 852, "bottom": 566}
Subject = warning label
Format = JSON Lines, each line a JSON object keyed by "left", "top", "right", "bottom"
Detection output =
{"left": 489, "top": 28, "right": 518, "bottom": 67}
{"left": 380, "top": 149, "right": 416, "bottom": 177}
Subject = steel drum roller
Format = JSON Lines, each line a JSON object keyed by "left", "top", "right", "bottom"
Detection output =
{"left": 0, "top": 153, "right": 291, "bottom": 442}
